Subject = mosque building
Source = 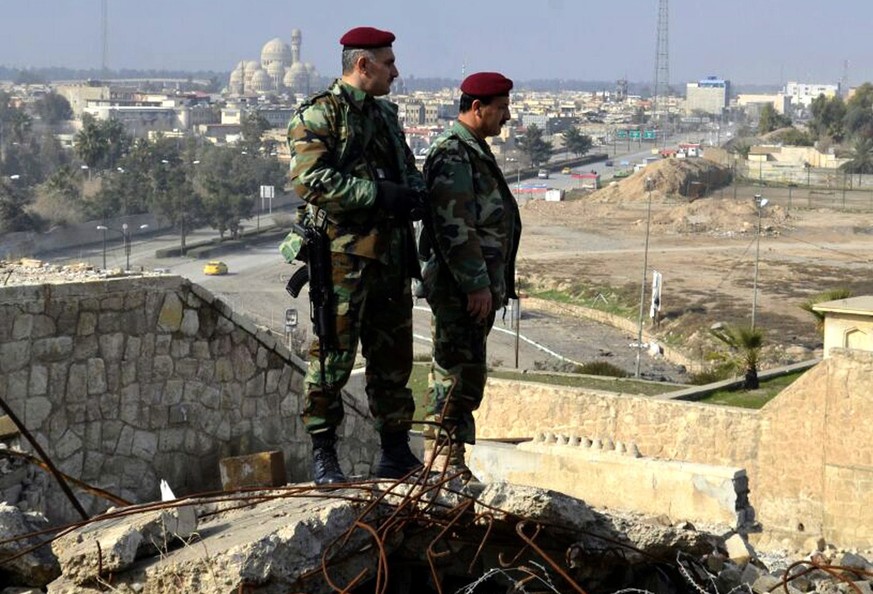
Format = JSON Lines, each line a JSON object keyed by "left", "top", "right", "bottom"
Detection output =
{"left": 227, "top": 29, "right": 321, "bottom": 97}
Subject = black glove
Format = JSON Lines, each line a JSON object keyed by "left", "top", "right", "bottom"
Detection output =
{"left": 376, "top": 181, "right": 419, "bottom": 218}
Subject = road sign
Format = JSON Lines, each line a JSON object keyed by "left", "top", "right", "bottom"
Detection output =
{"left": 284, "top": 308, "right": 298, "bottom": 331}
{"left": 643, "top": 130, "right": 657, "bottom": 140}
{"left": 629, "top": 130, "right": 641, "bottom": 139}
{"left": 617, "top": 130, "right": 628, "bottom": 139}
{"left": 260, "top": 185, "right": 275, "bottom": 214}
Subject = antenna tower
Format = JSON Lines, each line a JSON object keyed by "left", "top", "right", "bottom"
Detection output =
{"left": 652, "top": 0, "right": 670, "bottom": 120}
{"left": 841, "top": 59, "right": 850, "bottom": 98}
{"left": 101, "top": 0, "right": 109, "bottom": 76}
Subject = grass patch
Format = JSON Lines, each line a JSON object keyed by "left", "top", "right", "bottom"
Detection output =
{"left": 528, "top": 287, "right": 638, "bottom": 319}
{"left": 408, "top": 363, "right": 430, "bottom": 422}
{"left": 488, "top": 370, "right": 680, "bottom": 396}
{"left": 696, "top": 371, "right": 804, "bottom": 409}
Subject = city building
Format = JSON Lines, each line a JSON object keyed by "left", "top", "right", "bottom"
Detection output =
{"left": 684, "top": 76, "right": 731, "bottom": 116}
{"left": 784, "top": 81, "right": 840, "bottom": 109}
{"left": 736, "top": 93, "right": 791, "bottom": 115}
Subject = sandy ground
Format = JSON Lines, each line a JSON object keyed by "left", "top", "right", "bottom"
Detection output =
{"left": 516, "top": 162, "right": 873, "bottom": 372}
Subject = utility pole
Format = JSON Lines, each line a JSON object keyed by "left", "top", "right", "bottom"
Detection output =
{"left": 635, "top": 177, "right": 655, "bottom": 378}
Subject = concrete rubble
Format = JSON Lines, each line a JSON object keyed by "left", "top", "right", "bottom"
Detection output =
{"left": 1, "top": 480, "right": 873, "bottom": 592}
{"left": 0, "top": 504, "right": 60, "bottom": 587}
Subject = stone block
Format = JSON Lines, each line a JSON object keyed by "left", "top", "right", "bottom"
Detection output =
{"left": 51, "top": 504, "right": 198, "bottom": 585}
{"left": 219, "top": 450, "right": 287, "bottom": 491}
{"left": 157, "top": 293, "right": 183, "bottom": 332}
{"left": 0, "top": 415, "right": 19, "bottom": 438}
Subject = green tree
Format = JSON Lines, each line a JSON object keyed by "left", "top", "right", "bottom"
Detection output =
{"left": 757, "top": 104, "right": 791, "bottom": 134}
{"left": 843, "top": 107, "right": 873, "bottom": 140}
{"left": 809, "top": 94, "right": 846, "bottom": 141}
{"left": 799, "top": 288, "right": 852, "bottom": 334}
{"left": 847, "top": 82, "right": 873, "bottom": 111}
{"left": 31, "top": 166, "right": 85, "bottom": 226}
{"left": 518, "top": 124, "right": 553, "bottom": 167}
{"left": 74, "top": 114, "right": 109, "bottom": 174}
{"left": 769, "top": 128, "right": 814, "bottom": 147}
{"left": 32, "top": 92, "right": 73, "bottom": 125}
{"left": 0, "top": 176, "right": 40, "bottom": 232}
{"left": 840, "top": 137, "right": 873, "bottom": 185}
{"left": 710, "top": 323, "right": 764, "bottom": 390}
{"left": 100, "top": 119, "right": 131, "bottom": 171}
{"left": 562, "top": 126, "right": 593, "bottom": 157}
{"left": 239, "top": 112, "right": 271, "bottom": 155}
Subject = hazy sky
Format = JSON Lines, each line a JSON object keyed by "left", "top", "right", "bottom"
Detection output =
{"left": 4, "top": 0, "right": 873, "bottom": 86}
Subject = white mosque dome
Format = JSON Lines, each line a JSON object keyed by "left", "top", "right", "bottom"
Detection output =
{"left": 266, "top": 61, "right": 285, "bottom": 77}
{"left": 261, "top": 38, "right": 292, "bottom": 67}
{"left": 250, "top": 69, "right": 273, "bottom": 93}
{"left": 229, "top": 68, "right": 245, "bottom": 95}
{"left": 283, "top": 67, "right": 296, "bottom": 88}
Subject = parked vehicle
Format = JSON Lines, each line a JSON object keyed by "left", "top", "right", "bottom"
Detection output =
{"left": 203, "top": 261, "right": 229, "bottom": 276}
{"left": 537, "top": 168, "right": 550, "bottom": 179}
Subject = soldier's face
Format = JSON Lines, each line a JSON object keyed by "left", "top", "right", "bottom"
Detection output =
{"left": 362, "top": 48, "right": 398, "bottom": 96}
{"left": 477, "top": 97, "right": 512, "bottom": 137}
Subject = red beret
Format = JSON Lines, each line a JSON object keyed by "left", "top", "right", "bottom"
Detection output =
{"left": 340, "top": 27, "right": 395, "bottom": 49}
{"left": 460, "top": 72, "right": 514, "bottom": 97}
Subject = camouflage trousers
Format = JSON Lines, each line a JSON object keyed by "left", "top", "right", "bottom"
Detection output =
{"left": 424, "top": 292, "right": 496, "bottom": 445}
{"left": 302, "top": 251, "right": 415, "bottom": 435}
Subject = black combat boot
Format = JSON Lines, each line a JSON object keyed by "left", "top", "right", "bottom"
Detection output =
{"left": 375, "top": 430, "right": 423, "bottom": 479}
{"left": 311, "top": 430, "right": 347, "bottom": 485}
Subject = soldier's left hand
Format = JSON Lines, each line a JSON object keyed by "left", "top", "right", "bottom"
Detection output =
{"left": 466, "top": 287, "right": 492, "bottom": 323}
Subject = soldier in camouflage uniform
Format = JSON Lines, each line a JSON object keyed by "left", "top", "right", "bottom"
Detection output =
{"left": 420, "top": 72, "right": 522, "bottom": 479}
{"left": 286, "top": 27, "right": 425, "bottom": 485}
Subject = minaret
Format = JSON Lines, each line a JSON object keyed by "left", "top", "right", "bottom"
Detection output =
{"left": 291, "top": 29, "right": 302, "bottom": 65}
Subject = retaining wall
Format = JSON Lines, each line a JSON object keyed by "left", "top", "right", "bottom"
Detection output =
{"left": 476, "top": 349, "right": 873, "bottom": 548}
{"left": 0, "top": 276, "right": 375, "bottom": 524}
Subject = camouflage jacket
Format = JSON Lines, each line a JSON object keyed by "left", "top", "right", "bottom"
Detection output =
{"left": 287, "top": 79, "right": 425, "bottom": 262}
{"left": 421, "top": 121, "right": 522, "bottom": 306}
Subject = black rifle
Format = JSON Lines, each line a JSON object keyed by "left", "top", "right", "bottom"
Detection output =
{"left": 285, "top": 221, "right": 336, "bottom": 388}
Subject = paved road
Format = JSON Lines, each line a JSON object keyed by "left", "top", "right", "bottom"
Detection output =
{"left": 42, "top": 155, "right": 696, "bottom": 381}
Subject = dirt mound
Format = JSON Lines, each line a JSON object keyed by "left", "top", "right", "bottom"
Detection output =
{"left": 591, "top": 158, "right": 732, "bottom": 203}
{"left": 651, "top": 197, "right": 791, "bottom": 236}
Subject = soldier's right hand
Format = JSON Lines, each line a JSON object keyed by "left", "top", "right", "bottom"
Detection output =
{"left": 376, "top": 181, "right": 419, "bottom": 217}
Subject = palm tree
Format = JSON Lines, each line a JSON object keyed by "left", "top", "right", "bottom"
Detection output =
{"left": 799, "top": 288, "right": 852, "bottom": 334}
{"left": 710, "top": 323, "right": 764, "bottom": 390}
{"left": 840, "top": 137, "right": 873, "bottom": 186}
{"left": 73, "top": 115, "right": 108, "bottom": 177}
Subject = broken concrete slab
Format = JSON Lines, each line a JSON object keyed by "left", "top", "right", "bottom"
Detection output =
{"left": 50, "top": 502, "right": 197, "bottom": 586}
{"left": 0, "top": 503, "right": 60, "bottom": 587}
{"left": 46, "top": 491, "right": 392, "bottom": 594}
{"left": 40, "top": 480, "right": 817, "bottom": 594}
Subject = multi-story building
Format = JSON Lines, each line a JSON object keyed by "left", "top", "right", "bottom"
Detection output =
{"left": 684, "top": 76, "right": 731, "bottom": 116}
{"left": 784, "top": 81, "right": 840, "bottom": 108}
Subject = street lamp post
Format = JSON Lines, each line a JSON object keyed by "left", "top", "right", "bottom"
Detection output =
{"left": 635, "top": 177, "right": 655, "bottom": 378}
{"left": 751, "top": 194, "right": 768, "bottom": 330}
{"left": 505, "top": 157, "right": 521, "bottom": 193}
{"left": 97, "top": 225, "right": 108, "bottom": 269}
{"left": 96, "top": 223, "right": 148, "bottom": 271}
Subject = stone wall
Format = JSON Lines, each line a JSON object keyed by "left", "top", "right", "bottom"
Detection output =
{"left": 476, "top": 349, "right": 873, "bottom": 548}
{"left": 755, "top": 348, "right": 873, "bottom": 546}
{"left": 475, "top": 381, "right": 761, "bottom": 468}
{"left": 0, "top": 276, "right": 376, "bottom": 524}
